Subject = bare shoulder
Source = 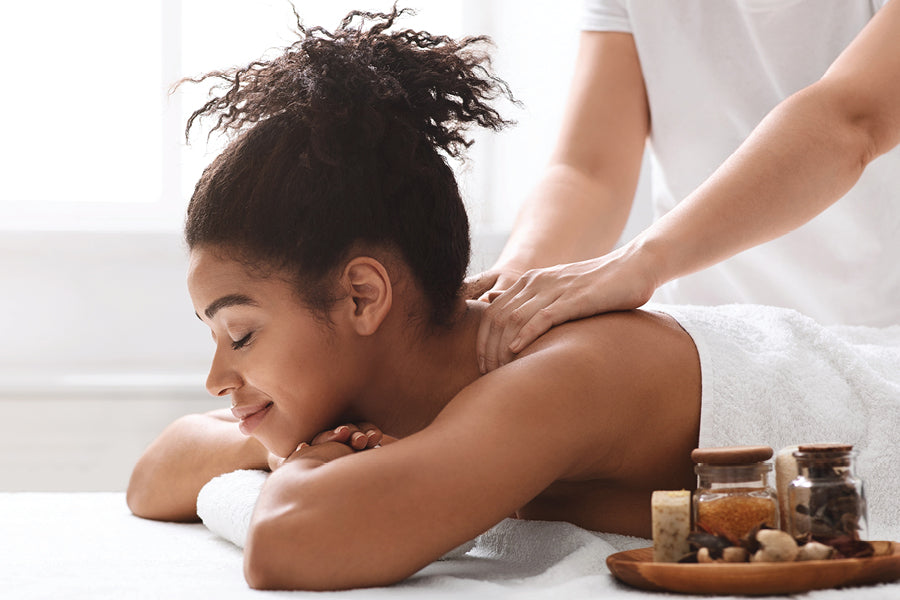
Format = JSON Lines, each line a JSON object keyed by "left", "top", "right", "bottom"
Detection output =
{"left": 434, "top": 309, "right": 699, "bottom": 480}
{"left": 518, "top": 308, "right": 693, "bottom": 367}
{"left": 496, "top": 308, "right": 700, "bottom": 482}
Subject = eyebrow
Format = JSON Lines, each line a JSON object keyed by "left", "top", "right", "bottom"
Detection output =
{"left": 198, "top": 294, "right": 260, "bottom": 320}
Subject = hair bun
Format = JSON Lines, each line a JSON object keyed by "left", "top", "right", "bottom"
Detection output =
{"left": 183, "top": 5, "right": 516, "bottom": 162}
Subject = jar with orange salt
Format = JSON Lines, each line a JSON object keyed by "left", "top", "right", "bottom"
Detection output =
{"left": 692, "top": 445, "right": 779, "bottom": 543}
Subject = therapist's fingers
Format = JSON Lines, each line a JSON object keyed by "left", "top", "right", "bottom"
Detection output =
{"left": 477, "top": 278, "right": 532, "bottom": 372}
{"left": 482, "top": 290, "right": 564, "bottom": 372}
{"left": 465, "top": 268, "right": 527, "bottom": 303}
{"left": 506, "top": 297, "right": 568, "bottom": 355}
{"left": 503, "top": 295, "right": 562, "bottom": 356}
{"left": 463, "top": 270, "right": 501, "bottom": 301}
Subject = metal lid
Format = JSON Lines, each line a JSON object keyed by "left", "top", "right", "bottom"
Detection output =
{"left": 691, "top": 445, "right": 773, "bottom": 465}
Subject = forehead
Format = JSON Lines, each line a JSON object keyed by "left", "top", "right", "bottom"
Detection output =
{"left": 187, "top": 247, "right": 294, "bottom": 311}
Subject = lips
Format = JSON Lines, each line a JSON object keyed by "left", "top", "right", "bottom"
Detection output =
{"left": 232, "top": 401, "right": 274, "bottom": 435}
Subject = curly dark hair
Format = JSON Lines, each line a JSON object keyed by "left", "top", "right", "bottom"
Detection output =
{"left": 183, "top": 5, "right": 515, "bottom": 326}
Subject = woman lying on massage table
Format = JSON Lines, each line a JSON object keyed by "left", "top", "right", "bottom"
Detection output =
{"left": 126, "top": 7, "right": 899, "bottom": 591}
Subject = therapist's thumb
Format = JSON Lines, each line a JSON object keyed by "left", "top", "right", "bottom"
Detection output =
{"left": 463, "top": 270, "right": 501, "bottom": 301}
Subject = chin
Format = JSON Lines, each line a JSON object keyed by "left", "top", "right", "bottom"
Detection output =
{"left": 258, "top": 430, "right": 305, "bottom": 460}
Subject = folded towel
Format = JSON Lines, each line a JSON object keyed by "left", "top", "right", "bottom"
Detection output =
{"left": 196, "top": 469, "right": 477, "bottom": 558}
{"left": 655, "top": 303, "right": 900, "bottom": 541}
{"left": 197, "top": 469, "right": 268, "bottom": 548}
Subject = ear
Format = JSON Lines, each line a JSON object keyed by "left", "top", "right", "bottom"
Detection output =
{"left": 340, "top": 257, "right": 393, "bottom": 336}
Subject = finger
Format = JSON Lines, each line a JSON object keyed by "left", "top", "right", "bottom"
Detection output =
{"left": 509, "top": 298, "right": 577, "bottom": 355}
{"left": 494, "top": 294, "right": 554, "bottom": 366}
{"left": 353, "top": 421, "right": 383, "bottom": 448}
{"left": 350, "top": 429, "right": 370, "bottom": 449}
{"left": 463, "top": 271, "right": 500, "bottom": 300}
{"left": 476, "top": 278, "right": 526, "bottom": 373}
{"left": 482, "top": 283, "right": 534, "bottom": 373}
{"left": 312, "top": 425, "right": 350, "bottom": 445}
{"left": 331, "top": 423, "right": 368, "bottom": 450}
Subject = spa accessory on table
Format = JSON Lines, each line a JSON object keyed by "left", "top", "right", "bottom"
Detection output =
{"left": 613, "top": 442, "right": 899, "bottom": 594}
{"left": 787, "top": 443, "right": 867, "bottom": 543}
{"left": 691, "top": 445, "right": 778, "bottom": 542}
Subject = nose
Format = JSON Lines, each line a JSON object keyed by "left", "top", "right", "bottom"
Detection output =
{"left": 205, "top": 343, "right": 242, "bottom": 397}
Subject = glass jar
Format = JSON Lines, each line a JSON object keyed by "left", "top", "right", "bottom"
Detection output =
{"left": 692, "top": 445, "right": 778, "bottom": 542}
{"left": 787, "top": 443, "right": 867, "bottom": 543}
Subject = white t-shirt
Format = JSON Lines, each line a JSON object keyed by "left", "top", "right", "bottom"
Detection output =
{"left": 583, "top": 0, "right": 898, "bottom": 326}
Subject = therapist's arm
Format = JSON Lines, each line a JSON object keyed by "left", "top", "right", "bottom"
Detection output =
{"left": 634, "top": 0, "right": 900, "bottom": 291}
{"left": 478, "top": 1, "right": 900, "bottom": 371}
{"left": 467, "top": 30, "right": 649, "bottom": 297}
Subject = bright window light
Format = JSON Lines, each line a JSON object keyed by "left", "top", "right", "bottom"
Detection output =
{"left": 0, "top": 1, "right": 463, "bottom": 231}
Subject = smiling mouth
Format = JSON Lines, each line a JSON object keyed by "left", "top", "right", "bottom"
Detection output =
{"left": 233, "top": 401, "right": 274, "bottom": 435}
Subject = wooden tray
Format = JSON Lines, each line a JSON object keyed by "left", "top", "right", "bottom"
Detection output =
{"left": 606, "top": 542, "right": 900, "bottom": 595}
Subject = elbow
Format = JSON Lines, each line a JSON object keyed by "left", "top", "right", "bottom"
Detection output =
{"left": 126, "top": 462, "right": 153, "bottom": 518}
{"left": 126, "top": 458, "right": 198, "bottom": 522}
{"left": 243, "top": 513, "right": 411, "bottom": 591}
{"left": 125, "top": 467, "right": 168, "bottom": 521}
{"left": 802, "top": 80, "right": 896, "bottom": 170}
{"left": 243, "top": 516, "right": 330, "bottom": 591}
{"left": 243, "top": 525, "right": 282, "bottom": 590}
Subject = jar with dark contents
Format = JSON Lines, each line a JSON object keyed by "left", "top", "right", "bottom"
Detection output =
{"left": 787, "top": 443, "right": 867, "bottom": 543}
{"left": 692, "top": 446, "right": 778, "bottom": 543}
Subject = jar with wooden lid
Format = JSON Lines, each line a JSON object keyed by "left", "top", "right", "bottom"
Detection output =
{"left": 787, "top": 443, "right": 867, "bottom": 543}
{"left": 692, "top": 445, "right": 778, "bottom": 542}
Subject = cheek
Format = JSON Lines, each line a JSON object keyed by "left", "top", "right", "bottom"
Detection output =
{"left": 250, "top": 327, "right": 356, "bottom": 451}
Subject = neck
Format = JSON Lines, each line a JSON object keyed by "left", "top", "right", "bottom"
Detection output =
{"left": 353, "top": 300, "right": 485, "bottom": 438}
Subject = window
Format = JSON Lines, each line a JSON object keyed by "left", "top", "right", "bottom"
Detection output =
{"left": 1, "top": 0, "right": 467, "bottom": 231}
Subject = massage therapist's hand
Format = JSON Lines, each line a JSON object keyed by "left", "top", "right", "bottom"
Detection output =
{"left": 476, "top": 245, "right": 658, "bottom": 373}
{"left": 465, "top": 266, "right": 525, "bottom": 303}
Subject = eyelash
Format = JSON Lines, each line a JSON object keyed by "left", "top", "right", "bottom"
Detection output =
{"left": 231, "top": 332, "right": 253, "bottom": 350}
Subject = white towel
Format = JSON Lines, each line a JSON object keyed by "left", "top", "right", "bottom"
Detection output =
{"left": 197, "top": 469, "right": 268, "bottom": 548}
{"left": 196, "top": 469, "right": 477, "bottom": 558}
{"left": 655, "top": 303, "right": 900, "bottom": 541}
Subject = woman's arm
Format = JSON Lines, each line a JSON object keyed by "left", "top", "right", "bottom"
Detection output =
{"left": 477, "top": 1, "right": 900, "bottom": 371}
{"left": 468, "top": 30, "right": 649, "bottom": 296}
{"left": 242, "top": 311, "right": 700, "bottom": 590}
{"left": 126, "top": 408, "right": 270, "bottom": 522}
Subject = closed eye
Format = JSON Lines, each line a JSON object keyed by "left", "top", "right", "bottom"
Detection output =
{"left": 232, "top": 332, "right": 253, "bottom": 350}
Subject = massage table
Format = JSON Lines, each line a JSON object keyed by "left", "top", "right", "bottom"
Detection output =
{"left": 4, "top": 491, "right": 899, "bottom": 599}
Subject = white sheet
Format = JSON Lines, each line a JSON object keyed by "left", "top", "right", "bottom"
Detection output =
{"left": 4, "top": 492, "right": 899, "bottom": 598}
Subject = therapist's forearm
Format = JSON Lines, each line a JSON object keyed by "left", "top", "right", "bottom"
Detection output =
{"left": 495, "top": 163, "right": 635, "bottom": 272}
{"left": 630, "top": 81, "right": 881, "bottom": 290}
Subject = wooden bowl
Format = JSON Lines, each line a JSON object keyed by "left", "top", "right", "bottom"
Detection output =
{"left": 606, "top": 542, "right": 900, "bottom": 595}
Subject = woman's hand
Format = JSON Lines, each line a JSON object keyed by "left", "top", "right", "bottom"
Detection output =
{"left": 267, "top": 423, "right": 395, "bottom": 471}
{"left": 475, "top": 244, "right": 659, "bottom": 373}
{"left": 313, "top": 423, "right": 387, "bottom": 450}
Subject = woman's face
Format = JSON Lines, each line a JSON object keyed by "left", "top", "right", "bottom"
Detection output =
{"left": 187, "top": 246, "right": 357, "bottom": 457}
